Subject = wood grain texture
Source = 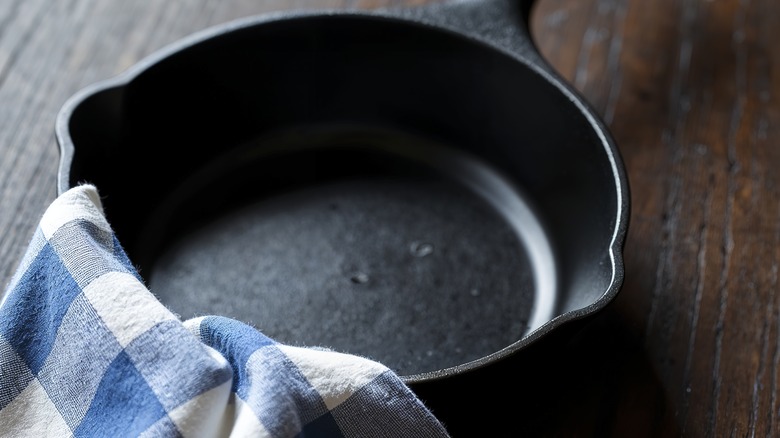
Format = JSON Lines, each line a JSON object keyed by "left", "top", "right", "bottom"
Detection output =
{"left": 1, "top": 0, "right": 778, "bottom": 435}
{"left": 533, "top": 0, "right": 780, "bottom": 435}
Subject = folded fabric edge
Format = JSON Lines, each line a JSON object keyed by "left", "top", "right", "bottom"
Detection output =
{"left": 2, "top": 184, "right": 107, "bottom": 306}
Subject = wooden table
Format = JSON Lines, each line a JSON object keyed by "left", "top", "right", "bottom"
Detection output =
{"left": 1, "top": 0, "right": 777, "bottom": 436}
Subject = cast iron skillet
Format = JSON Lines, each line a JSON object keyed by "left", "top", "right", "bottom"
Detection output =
{"left": 57, "top": 0, "right": 628, "bottom": 433}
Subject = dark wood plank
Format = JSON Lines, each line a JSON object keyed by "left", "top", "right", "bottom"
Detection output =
{"left": 534, "top": 0, "right": 780, "bottom": 436}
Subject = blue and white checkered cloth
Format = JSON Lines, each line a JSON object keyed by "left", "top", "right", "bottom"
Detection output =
{"left": 0, "top": 184, "right": 450, "bottom": 437}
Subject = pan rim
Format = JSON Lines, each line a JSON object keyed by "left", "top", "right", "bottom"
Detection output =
{"left": 54, "top": 9, "right": 630, "bottom": 384}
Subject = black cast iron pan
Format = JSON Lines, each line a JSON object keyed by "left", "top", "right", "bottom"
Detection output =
{"left": 57, "top": 0, "right": 628, "bottom": 433}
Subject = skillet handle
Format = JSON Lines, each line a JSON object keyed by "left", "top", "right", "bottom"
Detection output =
{"left": 517, "top": 0, "right": 537, "bottom": 25}
{"left": 387, "top": 0, "right": 544, "bottom": 65}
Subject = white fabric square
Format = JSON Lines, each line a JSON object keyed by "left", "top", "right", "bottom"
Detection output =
{"left": 0, "top": 379, "right": 72, "bottom": 437}
{"left": 39, "top": 185, "right": 110, "bottom": 240}
{"left": 230, "top": 396, "right": 272, "bottom": 438}
{"left": 84, "top": 271, "right": 177, "bottom": 347}
{"left": 276, "top": 345, "right": 388, "bottom": 410}
{"left": 168, "top": 379, "right": 234, "bottom": 438}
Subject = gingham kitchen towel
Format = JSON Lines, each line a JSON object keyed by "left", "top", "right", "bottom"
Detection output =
{"left": 0, "top": 184, "right": 450, "bottom": 437}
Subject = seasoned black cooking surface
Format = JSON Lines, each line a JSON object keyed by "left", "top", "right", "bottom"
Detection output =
{"left": 149, "top": 178, "right": 536, "bottom": 376}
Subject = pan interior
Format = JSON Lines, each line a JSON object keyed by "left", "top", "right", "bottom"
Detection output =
{"left": 61, "top": 14, "right": 622, "bottom": 377}
{"left": 142, "top": 126, "right": 556, "bottom": 376}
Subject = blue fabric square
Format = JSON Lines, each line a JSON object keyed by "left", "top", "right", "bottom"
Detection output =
{"left": 125, "top": 320, "right": 231, "bottom": 411}
{"left": 138, "top": 414, "right": 182, "bottom": 438}
{"left": 331, "top": 371, "right": 449, "bottom": 437}
{"left": 298, "top": 411, "right": 344, "bottom": 438}
{"left": 0, "top": 242, "right": 81, "bottom": 374}
{"left": 75, "top": 351, "right": 169, "bottom": 437}
{"left": 38, "top": 294, "right": 123, "bottom": 427}
{"left": 198, "top": 316, "right": 328, "bottom": 436}
{"left": 49, "top": 220, "right": 130, "bottom": 289}
{"left": 197, "top": 316, "right": 275, "bottom": 395}
{"left": 241, "top": 345, "right": 329, "bottom": 435}
{"left": 0, "top": 334, "right": 35, "bottom": 410}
